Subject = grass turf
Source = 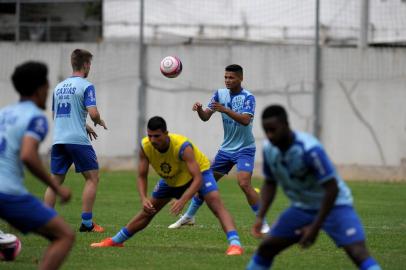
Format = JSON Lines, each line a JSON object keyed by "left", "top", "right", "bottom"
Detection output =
{"left": 1, "top": 171, "right": 405, "bottom": 269}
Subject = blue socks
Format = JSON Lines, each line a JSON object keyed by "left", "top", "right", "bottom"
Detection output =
{"left": 226, "top": 231, "right": 241, "bottom": 247}
{"left": 251, "top": 203, "right": 260, "bottom": 215}
{"left": 184, "top": 196, "right": 204, "bottom": 218}
{"left": 112, "top": 227, "right": 133, "bottom": 244}
{"left": 81, "top": 212, "right": 93, "bottom": 228}
{"left": 360, "top": 257, "right": 381, "bottom": 270}
{"left": 246, "top": 253, "right": 273, "bottom": 270}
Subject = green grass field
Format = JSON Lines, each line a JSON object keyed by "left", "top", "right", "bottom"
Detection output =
{"left": 1, "top": 171, "right": 405, "bottom": 269}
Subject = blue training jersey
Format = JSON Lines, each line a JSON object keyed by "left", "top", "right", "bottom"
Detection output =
{"left": 262, "top": 131, "right": 353, "bottom": 209}
{"left": 208, "top": 88, "right": 255, "bottom": 153}
{"left": 52, "top": 76, "right": 96, "bottom": 145}
{"left": 0, "top": 101, "right": 48, "bottom": 195}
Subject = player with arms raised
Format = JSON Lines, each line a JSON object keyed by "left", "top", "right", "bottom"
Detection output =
{"left": 170, "top": 64, "right": 270, "bottom": 233}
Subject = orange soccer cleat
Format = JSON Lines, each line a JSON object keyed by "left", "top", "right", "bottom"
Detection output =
{"left": 90, "top": 238, "right": 124, "bottom": 248}
{"left": 225, "top": 244, "right": 244, "bottom": 256}
{"left": 79, "top": 222, "right": 105, "bottom": 233}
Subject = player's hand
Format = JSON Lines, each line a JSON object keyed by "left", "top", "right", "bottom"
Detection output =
{"left": 95, "top": 119, "right": 108, "bottom": 130}
{"left": 57, "top": 186, "right": 72, "bottom": 204}
{"left": 192, "top": 102, "right": 203, "bottom": 112}
{"left": 170, "top": 198, "right": 186, "bottom": 216}
{"left": 210, "top": 102, "right": 227, "bottom": 113}
{"left": 297, "top": 224, "right": 319, "bottom": 249}
{"left": 251, "top": 217, "right": 264, "bottom": 239}
{"left": 142, "top": 198, "right": 156, "bottom": 215}
{"left": 86, "top": 124, "right": 98, "bottom": 141}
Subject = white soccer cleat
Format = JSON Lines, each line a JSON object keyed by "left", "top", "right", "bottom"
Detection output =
{"left": 168, "top": 215, "right": 195, "bottom": 229}
{"left": 261, "top": 223, "right": 271, "bottom": 234}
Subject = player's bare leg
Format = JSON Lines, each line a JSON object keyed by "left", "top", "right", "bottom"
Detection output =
{"left": 44, "top": 174, "right": 66, "bottom": 207}
{"left": 35, "top": 216, "right": 75, "bottom": 270}
{"left": 91, "top": 198, "right": 170, "bottom": 248}
{"left": 237, "top": 171, "right": 259, "bottom": 206}
{"left": 343, "top": 241, "right": 376, "bottom": 268}
{"left": 237, "top": 171, "right": 270, "bottom": 233}
{"left": 79, "top": 170, "right": 104, "bottom": 232}
{"left": 81, "top": 170, "right": 99, "bottom": 213}
{"left": 168, "top": 172, "right": 224, "bottom": 229}
{"left": 247, "top": 236, "right": 296, "bottom": 269}
{"left": 203, "top": 190, "right": 243, "bottom": 255}
{"left": 126, "top": 198, "right": 170, "bottom": 234}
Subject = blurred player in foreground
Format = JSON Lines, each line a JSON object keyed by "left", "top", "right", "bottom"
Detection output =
{"left": 0, "top": 62, "right": 74, "bottom": 270}
{"left": 91, "top": 116, "right": 243, "bottom": 255}
{"left": 246, "top": 104, "right": 381, "bottom": 270}
{"left": 169, "top": 64, "right": 270, "bottom": 234}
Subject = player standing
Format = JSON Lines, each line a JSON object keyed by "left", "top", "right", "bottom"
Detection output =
{"left": 44, "top": 49, "right": 107, "bottom": 233}
{"left": 91, "top": 116, "right": 243, "bottom": 255}
{"left": 169, "top": 64, "right": 270, "bottom": 233}
{"left": 0, "top": 62, "right": 74, "bottom": 269}
{"left": 246, "top": 104, "right": 381, "bottom": 270}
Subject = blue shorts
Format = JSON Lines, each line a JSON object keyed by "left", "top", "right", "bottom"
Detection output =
{"left": 211, "top": 147, "right": 255, "bottom": 174}
{"left": 152, "top": 170, "right": 218, "bottom": 199}
{"left": 270, "top": 205, "right": 366, "bottom": 247}
{"left": 0, "top": 193, "right": 57, "bottom": 234}
{"left": 51, "top": 144, "right": 99, "bottom": 174}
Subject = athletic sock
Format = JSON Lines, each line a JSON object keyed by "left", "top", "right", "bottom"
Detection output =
{"left": 81, "top": 212, "right": 93, "bottom": 228}
{"left": 246, "top": 253, "right": 273, "bottom": 270}
{"left": 360, "top": 257, "right": 382, "bottom": 270}
{"left": 226, "top": 231, "right": 242, "bottom": 247}
{"left": 184, "top": 196, "right": 204, "bottom": 218}
{"left": 251, "top": 203, "right": 260, "bottom": 215}
{"left": 112, "top": 227, "right": 133, "bottom": 244}
{"left": 251, "top": 203, "right": 269, "bottom": 228}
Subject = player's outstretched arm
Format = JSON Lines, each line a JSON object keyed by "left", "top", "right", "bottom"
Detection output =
{"left": 298, "top": 179, "right": 338, "bottom": 248}
{"left": 20, "top": 136, "right": 71, "bottom": 203}
{"left": 252, "top": 180, "right": 277, "bottom": 238}
{"left": 192, "top": 102, "right": 214, "bottom": 121}
{"left": 170, "top": 146, "right": 202, "bottom": 216}
{"left": 137, "top": 149, "right": 155, "bottom": 214}
{"left": 87, "top": 106, "right": 107, "bottom": 129}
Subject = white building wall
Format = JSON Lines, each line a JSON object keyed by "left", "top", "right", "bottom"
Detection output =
{"left": 1, "top": 42, "right": 406, "bottom": 179}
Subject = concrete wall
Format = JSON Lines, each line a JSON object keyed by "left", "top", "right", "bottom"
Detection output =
{"left": 1, "top": 42, "right": 406, "bottom": 180}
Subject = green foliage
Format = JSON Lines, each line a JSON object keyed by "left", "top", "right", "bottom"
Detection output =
{"left": 1, "top": 172, "right": 405, "bottom": 269}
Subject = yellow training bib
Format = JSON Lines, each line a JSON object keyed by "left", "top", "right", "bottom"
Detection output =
{"left": 141, "top": 133, "right": 210, "bottom": 187}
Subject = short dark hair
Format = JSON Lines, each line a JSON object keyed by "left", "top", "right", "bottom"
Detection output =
{"left": 262, "top": 104, "right": 289, "bottom": 125}
{"left": 225, "top": 64, "right": 243, "bottom": 76}
{"left": 71, "top": 49, "right": 93, "bottom": 71}
{"left": 11, "top": 61, "right": 48, "bottom": 97}
{"left": 147, "top": 116, "right": 167, "bottom": 132}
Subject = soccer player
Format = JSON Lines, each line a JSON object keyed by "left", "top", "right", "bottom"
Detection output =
{"left": 91, "top": 116, "right": 243, "bottom": 255}
{"left": 44, "top": 49, "right": 107, "bottom": 233}
{"left": 169, "top": 64, "right": 270, "bottom": 233}
{"left": 0, "top": 61, "right": 75, "bottom": 269}
{"left": 246, "top": 104, "right": 381, "bottom": 270}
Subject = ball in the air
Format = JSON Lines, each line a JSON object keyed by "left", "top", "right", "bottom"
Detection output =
{"left": 160, "top": 56, "right": 182, "bottom": 78}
